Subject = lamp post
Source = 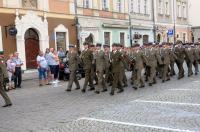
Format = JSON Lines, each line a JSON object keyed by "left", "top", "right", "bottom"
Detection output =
{"left": 173, "top": 0, "right": 176, "bottom": 47}
{"left": 74, "top": 0, "right": 80, "bottom": 51}
{"left": 128, "top": 0, "right": 133, "bottom": 47}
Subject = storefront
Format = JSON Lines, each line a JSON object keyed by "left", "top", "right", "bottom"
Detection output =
{"left": 0, "top": 10, "right": 76, "bottom": 70}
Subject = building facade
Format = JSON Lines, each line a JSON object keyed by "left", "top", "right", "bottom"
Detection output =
{"left": 154, "top": 0, "right": 191, "bottom": 43}
{"left": 76, "top": 0, "right": 130, "bottom": 50}
{"left": 0, "top": 0, "right": 76, "bottom": 70}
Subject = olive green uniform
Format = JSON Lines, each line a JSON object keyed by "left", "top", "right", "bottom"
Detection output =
{"left": 0, "top": 58, "right": 12, "bottom": 106}
{"left": 66, "top": 51, "right": 80, "bottom": 91}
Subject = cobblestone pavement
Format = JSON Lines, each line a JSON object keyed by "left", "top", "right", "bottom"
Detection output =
{"left": 0, "top": 69, "right": 200, "bottom": 132}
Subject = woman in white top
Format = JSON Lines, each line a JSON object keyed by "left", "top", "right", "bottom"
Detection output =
{"left": 6, "top": 54, "right": 16, "bottom": 90}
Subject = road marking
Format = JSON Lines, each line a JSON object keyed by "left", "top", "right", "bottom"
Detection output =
{"left": 134, "top": 100, "right": 200, "bottom": 106}
{"left": 168, "top": 89, "right": 200, "bottom": 91}
{"left": 78, "top": 117, "right": 194, "bottom": 132}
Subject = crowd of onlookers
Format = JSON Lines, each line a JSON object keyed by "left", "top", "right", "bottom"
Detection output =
{"left": 6, "top": 47, "right": 68, "bottom": 91}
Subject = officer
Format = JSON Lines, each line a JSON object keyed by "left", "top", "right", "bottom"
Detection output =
{"left": 94, "top": 43, "right": 107, "bottom": 94}
{"left": 0, "top": 51, "right": 12, "bottom": 107}
{"left": 80, "top": 42, "right": 95, "bottom": 93}
{"left": 66, "top": 44, "right": 80, "bottom": 92}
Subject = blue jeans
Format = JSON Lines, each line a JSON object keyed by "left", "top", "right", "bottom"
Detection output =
{"left": 38, "top": 68, "right": 47, "bottom": 80}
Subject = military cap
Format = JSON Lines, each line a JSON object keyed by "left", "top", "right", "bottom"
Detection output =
{"left": 83, "top": 41, "right": 90, "bottom": 45}
{"left": 112, "top": 43, "right": 117, "bottom": 47}
{"left": 103, "top": 44, "right": 110, "bottom": 48}
{"left": 132, "top": 44, "right": 140, "bottom": 47}
{"left": 194, "top": 42, "right": 200, "bottom": 45}
{"left": 0, "top": 51, "right": 4, "bottom": 55}
{"left": 69, "top": 44, "right": 75, "bottom": 48}
{"left": 89, "top": 44, "right": 95, "bottom": 48}
{"left": 96, "top": 43, "right": 102, "bottom": 47}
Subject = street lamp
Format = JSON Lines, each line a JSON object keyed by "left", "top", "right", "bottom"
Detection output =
{"left": 173, "top": 0, "right": 176, "bottom": 47}
{"left": 128, "top": 0, "right": 133, "bottom": 47}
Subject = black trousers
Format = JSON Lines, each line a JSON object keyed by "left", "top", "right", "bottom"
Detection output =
{"left": 14, "top": 67, "right": 22, "bottom": 87}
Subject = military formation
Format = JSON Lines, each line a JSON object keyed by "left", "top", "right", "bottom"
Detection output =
{"left": 65, "top": 41, "right": 200, "bottom": 96}
{"left": 1, "top": 41, "right": 200, "bottom": 107}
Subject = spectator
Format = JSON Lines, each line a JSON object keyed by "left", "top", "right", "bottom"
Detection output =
{"left": 47, "top": 48, "right": 58, "bottom": 83}
{"left": 36, "top": 51, "right": 49, "bottom": 86}
{"left": 53, "top": 50, "right": 60, "bottom": 83}
{"left": 45, "top": 48, "right": 52, "bottom": 83}
{"left": 13, "top": 52, "right": 23, "bottom": 88}
{"left": 58, "top": 48, "right": 65, "bottom": 59}
{"left": 6, "top": 54, "right": 16, "bottom": 90}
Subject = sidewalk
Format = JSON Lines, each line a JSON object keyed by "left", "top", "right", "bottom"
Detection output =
{"left": 22, "top": 69, "right": 38, "bottom": 81}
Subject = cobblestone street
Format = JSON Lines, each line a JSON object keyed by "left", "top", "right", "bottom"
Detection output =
{"left": 0, "top": 71, "right": 200, "bottom": 132}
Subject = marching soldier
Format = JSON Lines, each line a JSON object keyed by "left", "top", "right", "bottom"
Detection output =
{"left": 160, "top": 44, "right": 171, "bottom": 82}
{"left": 94, "top": 43, "right": 107, "bottom": 94}
{"left": 193, "top": 43, "right": 200, "bottom": 75}
{"left": 169, "top": 43, "right": 177, "bottom": 76}
{"left": 80, "top": 42, "right": 95, "bottom": 93}
{"left": 66, "top": 44, "right": 80, "bottom": 92}
{"left": 184, "top": 43, "right": 195, "bottom": 77}
{"left": 145, "top": 43, "right": 158, "bottom": 86}
{"left": 103, "top": 44, "right": 112, "bottom": 85}
{"left": 110, "top": 44, "right": 124, "bottom": 96}
{"left": 174, "top": 42, "right": 185, "bottom": 79}
{"left": 0, "top": 51, "right": 12, "bottom": 107}
{"left": 131, "top": 44, "right": 147, "bottom": 89}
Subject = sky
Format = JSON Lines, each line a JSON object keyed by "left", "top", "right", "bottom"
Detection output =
{"left": 189, "top": 0, "right": 200, "bottom": 26}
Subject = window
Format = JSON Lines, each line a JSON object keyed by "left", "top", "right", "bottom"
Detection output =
{"left": 177, "top": 2, "right": 182, "bottom": 17}
{"left": 104, "top": 32, "right": 111, "bottom": 46}
{"left": 120, "top": 32, "right": 125, "bottom": 46}
{"left": 56, "top": 32, "right": 66, "bottom": 51}
{"left": 117, "top": 0, "right": 122, "bottom": 12}
{"left": 182, "top": 3, "right": 187, "bottom": 18}
{"left": 22, "top": 0, "right": 37, "bottom": 9}
{"left": 158, "top": 0, "right": 163, "bottom": 14}
{"left": 130, "top": 0, "right": 134, "bottom": 13}
{"left": 138, "top": 0, "right": 141, "bottom": 13}
{"left": 144, "top": 0, "right": 147, "bottom": 14}
{"left": 143, "top": 35, "right": 149, "bottom": 44}
{"left": 83, "top": 0, "right": 90, "bottom": 8}
{"left": 165, "top": 1, "right": 169, "bottom": 15}
{"left": 183, "top": 33, "right": 186, "bottom": 43}
{"left": 102, "top": 0, "right": 109, "bottom": 11}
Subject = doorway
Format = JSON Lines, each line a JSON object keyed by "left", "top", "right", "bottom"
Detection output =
{"left": 25, "top": 28, "right": 40, "bottom": 69}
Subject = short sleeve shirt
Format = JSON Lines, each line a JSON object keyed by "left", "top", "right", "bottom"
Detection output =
{"left": 37, "top": 55, "right": 48, "bottom": 68}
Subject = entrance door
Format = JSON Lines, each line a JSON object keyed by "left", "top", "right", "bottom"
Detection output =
{"left": 25, "top": 28, "right": 39, "bottom": 69}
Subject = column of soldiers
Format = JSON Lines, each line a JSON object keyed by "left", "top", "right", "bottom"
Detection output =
{"left": 65, "top": 41, "right": 200, "bottom": 96}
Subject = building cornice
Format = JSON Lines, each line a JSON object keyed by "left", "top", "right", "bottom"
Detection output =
{"left": 0, "top": 7, "right": 75, "bottom": 19}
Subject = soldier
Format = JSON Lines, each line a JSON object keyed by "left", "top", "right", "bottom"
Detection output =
{"left": 103, "top": 44, "right": 112, "bottom": 85}
{"left": 80, "top": 42, "right": 95, "bottom": 93}
{"left": 160, "top": 44, "right": 171, "bottom": 82}
{"left": 0, "top": 51, "right": 12, "bottom": 107}
{"left": 90, "top": 44, "right": 98, "bottom": 85}
{"left": 169, "top": 43, "right": 177, "bottom": 76}
{"left": 94, "top": 43, "right": 107, "bottom": 94}
{"left": 110, "top": 44, "right": 124, "bottom": 96}
{"left": 193, "top": 43, "right": 200, "bottom": 75}
{"left": 132, "top": 44, "right": 147, "bottom": 89}
{"left": 66, "top": 44, "right": 80, "bottom": 92}
{"left": 174, "top": 42, "right": 185, "bottom": 79}
{"left": 184, "top": 43, "right": 195, "bottom": 77}
{"left": 145, "top": 43, "right": 158, "bottom": 86}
